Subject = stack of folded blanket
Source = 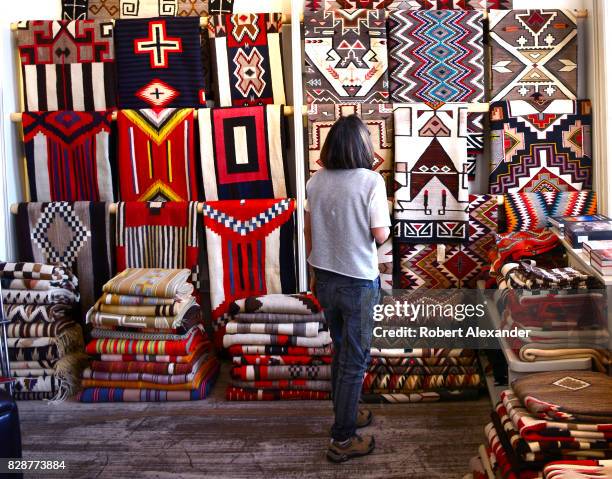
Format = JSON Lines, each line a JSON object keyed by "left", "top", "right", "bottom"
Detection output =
{"left": 363, "top": 348, "right": 482, "bottom": 404}
{"left": 77, "top": 268, "right": 219, "bottom": 402}
{"left": 223, "top": 293, "right": 333, "bottom": 401}
{"left": 496, "top": 261, "right": 611, "bottom": 372}
{"left": 1, "top": 262, "right": 86, "bottom": 400}
{"left": 467, "top": 370, "right": 612, "bottom": 479}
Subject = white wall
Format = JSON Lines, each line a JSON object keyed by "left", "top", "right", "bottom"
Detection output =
{"left": 1, "top": 4, "right": 60, "bottom": 261}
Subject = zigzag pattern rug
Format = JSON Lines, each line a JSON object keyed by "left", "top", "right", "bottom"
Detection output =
{"left": 490, "top": 9, "right": 578, "bottom": 101}
{"left": 305, "top": 0, "right": 512, "bottom": 10}
{"left": 489, "top": 100, "right": 592, "bottom": 194}
{"left": 304, "top": 9, "right": 389, "bottom": 104}
{"left": 504, "top": 191, "right": 598, "bottom": 232}
{"left": 388, "top": 9, "right": 484, "bottom": 103}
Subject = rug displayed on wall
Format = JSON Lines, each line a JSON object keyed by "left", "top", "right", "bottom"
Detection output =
{"left": 198, "top": 105, "right": 288, "bottom": 201}
{"left": 15, "top": 202, "right": 113, "bottom": 318}
{"left": 489, "top": 9, "right": 578, "bottom": 102}
{"left": 504, "top": 191, "right": 598, "bottom": 232}
{"left": 22, "top": 111, "right": 114, "bottom": 202}
{"left": 16, "top": 20, "right": 116, "bottom": 111}
{"left": 117, "top": 108, "right": 198, "bottom": 202}
{"left": 388, "top": 9, "right": 484, "bottom": 104}
{"left": 307, "top": 103, "right": 394, "bottom": 197}
{"left": 208, "top": 0, "right": 234, "bottom": 13}
{"left": 62, "top": 0, "right": 209, "bottom": 19}
{"left": 115, "top": 202, "right": 202, "bottom": 277}
{"left": 114, "top": 17, "right": 206, "bottom": 109}
{"left": 202, "top": 198, "right": 297, "bottom": 345}
{"left": 304, "top": 9, "right": 389, "bottom": 104}
{"left": 396, "top": 195, "right": 498, "bottom": 289}
{"left": 305, "top": 1, "right": 512, "bottom": 10}
{"left": 393, "top": 103, "right": 470, "bottom": 244}
{"left": 489, "top": 100, "right": 592, "bottom": 194}
{"left": 208, "top": 13, "right": 285, "bottom": 107}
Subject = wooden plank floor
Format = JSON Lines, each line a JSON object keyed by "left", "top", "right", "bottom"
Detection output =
{"left": 15, "top": 362, "right": 491, "bottom": 479}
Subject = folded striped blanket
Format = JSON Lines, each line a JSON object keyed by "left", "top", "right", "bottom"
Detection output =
{"left": 1, "top": 277, "right": 77, "bottom": 291}
{"left": 94, "top": 298, "right": 190, "bottom": 317}
{"left": 544, "top": 460, "right": 612, "bottom": 478}
{"left": 226, "top": 387, "right": 330, "bottom": 401}
{"left": 485, "top": 422, "right": 531, "bottom": 479}
{"left": 370, "top": 348, "right": 475, "bottom": 358}
{"left": 518, "top": 348, "right": 611, "bottom": 373}
{"left": 85, "top": 326, "right": 206, "bottom": 356}
{"left": 10, "top": 359, "right": 57, "bottom": 370}
{"left": 231, "top": 379, "right": 332, "bottom": 391}
{"left": 0, "top": 262, "right": 71, "bottom": 281}
{"left": 12, "top": 374, "right": 58, "bottom": 394}
{"left": 78, "top": 363, "right": 220, "bottom": 402}
{"left": 82, "top": 354, "right": 210, "bottom": 385}
{"left": 367, "top": 364, "right": 479, "bottom": 376}
{"left": 227, "top": 344, "right": 333, "bottom": 356}
{"left": 7, "top": 318, "right": 78, "bottom": 338}
{"left": 8, "top": 323, "right": 82, "bottom": 357}
{"left": 98, "top": 293, "right": 178, "bottom": 306}
{"left": 512, "top": 371, "right": 612, "bottom": 424}
{"left": 225, "top": 321, "right": 321, "bottom": 337}
{"left": 232, "top": 355, "right": 333, "bottom": 366}
{"left": 502, "top": 391, "right": 612, "bottom": 443}
{"left": 81, "top": 357, "right": 218, "bottom": 391}
{"left": 103, "top": 268, "right": 193, "bottom": 299}
{"left": 4, "top": 304, "right": 72, "bottom": 323}
{"left": 231, "top": 364, "right": 332, "bottom": 381}
{"left": 369, "top": 356, "right": 477, "bottom": 367}
{"left": 90, "top": 359, "right": 195, "bottom": 376}
{"left": 362, "top": 373, "right": 482, "bottom": 393}
{"left": 2, "top": 288, "right": 79, "bottom": 305}
{"left": 86, "top": 302, "right": 199, "bottom": 330}
{"left": 234, "top": 312, "right": 326, "bottom": 323}
{"left": 11, "top": 368, "right": 55, "bottom": 377}
{"left": 223, "top": 330, "right": 332, "bottom": 348}
{"left": 99, "top": 341, "right": 210, "bottom": 364}
{"left": 229, "top": 293, "right": 321, "bottom": 315}
{"left": 361, "top": 389, "right": 480, "bottom": 404}
{"left": 91, "top": 325, "right": 200, "bottom": 341}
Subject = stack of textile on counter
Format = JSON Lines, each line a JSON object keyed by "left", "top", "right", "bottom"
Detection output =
{"left": 77, "top": 268, "right": 219, "bottom": 402}
{"left": 363, "top": 348, "right": 482, "bottom": 404}
{"left": 495, "top": 261, "right": 610, "bottom": 372}
{"left": 1, "top": 262, "right": 86, "bottom": 400}
{"left": 223, "top": 293, "right": 333, "bottom": 401}
{"left": 467, "top": 371, "right": 612, "bottom": 479}
{"left": 543, "top": 460, "right": 612, "bottom": 478}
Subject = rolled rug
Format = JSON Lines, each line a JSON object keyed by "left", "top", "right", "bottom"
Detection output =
{"left": 0, "top": 262, "right": 72, "bottom": 281}
{"left": 225, "top": 320, "right": 321, "bottom": 337}
{"left": 233, "top": 312, "right": 326, "bottom": 323}
{"left": 4, "top": 303, "right": 72, "bottom": 323}
{"left": 2, "top": 288, "right": 79, "bottom": 305}
{"left": 512, "top": 371, "right": 612, "bottom": 423}
{"left": 229, "top": 293, "right": 321, "bottom": 315}
{"left": 78, "top": 362, "right": 220, "bottom": 402}
{"left": 1, "top": 276, "right": 78, "bottom": 292}
{"left": 7, "top": 318, "right": 80, "bottom": 338}
{"left": 9, "top": 344, "right": 59, "bottom": 363}
{"left": 102, "top": 268, "right": 193, "bottom": 299}
{"left": 226, "top": 387, "right": 330, "bottom": 401}
{"left": 231, "top": 354, "right": 332, "bottom": 366}
{"left": 230, "top": 379, "right": 332, "bottom": 391}
{"left": 86, "top": 300, "right": 198, "bottom": 330}
{"left": 230, "top": 364, "right": 332, "bottom": 381}
{"left": 222, "top": 329, "right": 332, "bottom": 348}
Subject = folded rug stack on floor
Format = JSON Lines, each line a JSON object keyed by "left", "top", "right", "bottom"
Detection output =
{"left": 77, "top": 268, "right": 219, "bottom": 402}
{"left": 1, "top": 262, "right": 86, "bottom": 400}
{"left": 224, "top": 293, "right": 333, "bottom": 401}
{"left": 495, "top": 261, "right": 611, "bottom": 372}
{"left": 362, "top": 348, "right": 482, "bottom": 403}
{"left": 468, "top": 371, "right": 612, "bottom": 478}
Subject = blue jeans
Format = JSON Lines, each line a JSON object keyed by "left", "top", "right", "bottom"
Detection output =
{"left": 314, "top": 268, "right": 380, "bottom": 442}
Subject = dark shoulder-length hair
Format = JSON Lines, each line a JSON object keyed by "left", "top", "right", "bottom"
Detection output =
{"left": 319, "top": 115, "right": 375, "bottom": 170}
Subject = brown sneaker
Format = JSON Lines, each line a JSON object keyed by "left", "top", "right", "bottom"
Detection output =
{"left": 327, "top": 434, "right": 375, "bottom": 463}
{"left": 356, "top": 408, "right": 373, "bottom": 428}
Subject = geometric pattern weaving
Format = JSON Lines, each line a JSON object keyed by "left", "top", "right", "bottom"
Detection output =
{"left": 489, "top": 99, "right": 592, "bottom": 194}
{"left": 114, "top": 17, "right": 206, "bottom": 109}
{"left": 393, "top": 103, "right": 470, "bottom": 244}
{"left": 62, "top": 0, "right": 209, "bottom": 19}
{"left": 15, "top": 201, "right": 113, "bottom": 319}
{"left": 22, "top": 111, "right": 114, "bottom": 202}
{"left": 388, "top": 10, "right": 484, "bottom": 104}
{"left": 396, "top": 194, "right": 498, "bottom": 289}
{"left": 307, "top": 103, "right": 394, "bottom": 197}
{"left": 504, "top": 191, "right": 597, "bottom": 232}
{"left": 207, "top": 13, "right": 285, "bottom": 107}
{"left": 16, "top": 20, "right": 116, "bottom": 111}
{"left": 304, "top": 9, "right": 389, "bottom": 104}
{"left": 305, "top": 1, "right": 512, "bottom": 10}
{"left": 117, "top": 109, "right": 198, "bottom": 202}
{"left": 489, "top": 9, "right": 578, "bottom": 102}
{"left": 198, "top": 105, "right": 288, "bottom": 201}
{"left": 202, "top": 198, "right": 297, "bottom": 347}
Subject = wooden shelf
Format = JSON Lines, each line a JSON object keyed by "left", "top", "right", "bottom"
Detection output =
{"left": 554, "top": 231, "right": 612, "bottom": 286}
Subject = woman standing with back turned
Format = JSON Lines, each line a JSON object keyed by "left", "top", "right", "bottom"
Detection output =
{"left": 304, "top": 115, "right": 391, "bottom": 463}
